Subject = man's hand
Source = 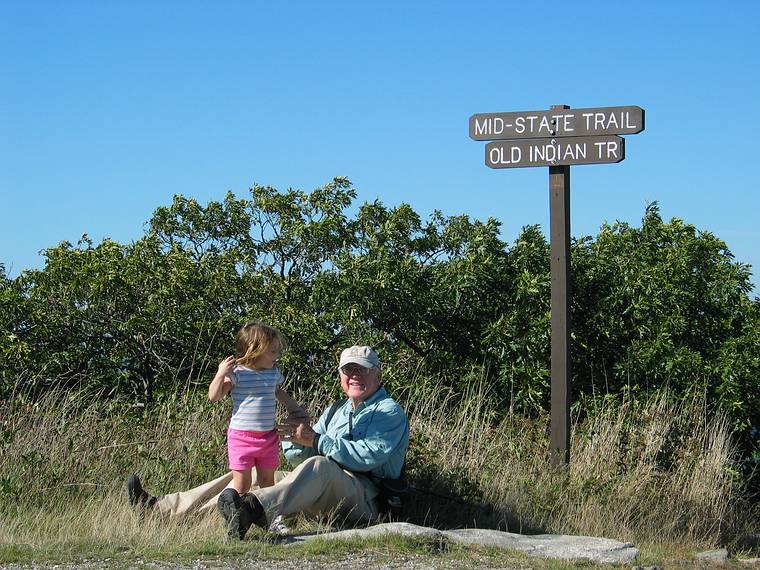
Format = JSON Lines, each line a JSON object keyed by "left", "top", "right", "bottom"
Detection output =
{"left": 277, "top": 420, "right": 316, "bottom": 448}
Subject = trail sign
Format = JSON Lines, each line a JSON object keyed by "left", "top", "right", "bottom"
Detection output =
{"left": 470, "top": 105, "right": 644, "bottom": 141}
{"left": 469, "top": 103, "right": 645, "bottom": 468}
{"left": 486, "top": 136, "right": 624, "bottom": 169}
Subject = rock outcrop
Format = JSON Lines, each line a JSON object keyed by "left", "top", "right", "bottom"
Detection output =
{"left": 287, "top": 522, "right": 640, "bottom": 564}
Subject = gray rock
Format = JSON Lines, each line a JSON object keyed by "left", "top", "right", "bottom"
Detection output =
{"left": 696, "top": 548, "right": 730, "bottom": 564}
{"left": 443, "top": 528, "right": 639, "bottom": 564}
{"left": 287, "top": 522, "right": 640, "bottom": 564}
{"left": 291, "top": 522, "right": 443, "bottom": 542}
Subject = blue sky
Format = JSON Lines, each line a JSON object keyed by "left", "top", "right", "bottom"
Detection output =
{"left": 2, "top": 1, "right": 759, "bottom": 292}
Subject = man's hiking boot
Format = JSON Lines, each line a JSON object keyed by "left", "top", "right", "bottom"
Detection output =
{"left": 241, "top": 492, "right": 269, "bottom": 533}
{"left": 217, "top": 488, "right": 267, "bottom": 540}
{"left": 217, "top": 488, "right": 246, "bottom": 540}
{"left": 126, "top": 474, "right": 158, "bottom": 509}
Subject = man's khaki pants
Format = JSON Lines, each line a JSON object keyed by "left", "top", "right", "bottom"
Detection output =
{"left": 155, "top": 456, "right": 379, "bottom": 524}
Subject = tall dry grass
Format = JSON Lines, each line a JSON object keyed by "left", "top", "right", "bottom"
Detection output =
{"left": 0, "top": 374, "right": 754, "bottom": 557}
{"left": 406, "top": 381, "right": 753, "bottom": 545}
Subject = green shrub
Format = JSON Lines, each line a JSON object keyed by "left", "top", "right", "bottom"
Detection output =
{"left": 1, "top": 184, "right": 757, "bottom": 460}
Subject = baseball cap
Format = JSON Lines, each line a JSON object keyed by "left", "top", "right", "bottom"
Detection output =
{"left": 338, "top": 345, "right": 380, "bottom": 370}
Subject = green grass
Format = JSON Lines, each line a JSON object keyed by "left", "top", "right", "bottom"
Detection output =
{"left": 0, "top": 540, "right": 599, "bottom": 570}
{"left": 0, "top": 489, "right": 574, "bottom": 567}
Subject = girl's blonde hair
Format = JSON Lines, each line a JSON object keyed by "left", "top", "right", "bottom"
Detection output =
{"left": 235, "top": 321, "right": 284, "bottom": 369}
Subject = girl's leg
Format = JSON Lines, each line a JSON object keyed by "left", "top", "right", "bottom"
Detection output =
{"left": 228, "top": 428, "right": 255, "bottom": 494}
{"left": 254, "top": 429, "right": 280, "bottom": 489}
{"left": 231, "top": 469, "right": 253, "bottom": 494}
{"left": 256, "top": 467, "right": 276, "bottom": 488}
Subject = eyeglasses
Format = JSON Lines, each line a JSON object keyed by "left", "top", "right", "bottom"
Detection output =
{"left": 340, "top": 364, "right": 373, "bottom": 377}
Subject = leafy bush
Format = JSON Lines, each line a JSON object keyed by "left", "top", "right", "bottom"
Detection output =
{"left": 1, "top": 182, "right": 757, "bottom": 460}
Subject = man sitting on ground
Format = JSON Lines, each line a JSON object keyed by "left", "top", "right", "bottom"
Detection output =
{"left": 127, "top": 345, "right": 409, "bottom": 539}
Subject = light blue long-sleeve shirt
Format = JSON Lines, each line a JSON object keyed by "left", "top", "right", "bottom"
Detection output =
{"left": 282, "top": 387, "right": 409, "bottom": 481}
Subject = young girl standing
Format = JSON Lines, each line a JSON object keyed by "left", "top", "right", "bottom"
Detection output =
{"left": 208, "top": 321, "right": 299, "bottom": 494}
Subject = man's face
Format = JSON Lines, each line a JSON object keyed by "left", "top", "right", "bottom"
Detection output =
{"left": 339, "top": 363, "right": 380, "bottom": 405}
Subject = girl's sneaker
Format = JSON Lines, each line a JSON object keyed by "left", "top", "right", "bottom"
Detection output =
{"left": 268, "top": 514, "right": 291, "bottom": 535}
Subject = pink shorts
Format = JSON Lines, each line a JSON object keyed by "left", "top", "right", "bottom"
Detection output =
{"left": 227, "top": 428, "right": 280, "bottom": 471}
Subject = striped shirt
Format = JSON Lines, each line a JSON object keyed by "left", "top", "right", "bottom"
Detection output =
{"left": 229, "top": 365, "right": 284, "bottom": 432}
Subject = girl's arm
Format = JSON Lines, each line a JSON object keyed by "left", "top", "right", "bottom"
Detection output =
{"left": 276, "top": 386, "right": 309, "bottom": 421}
{"left": 209, "top": 356, "right": 235, "bottom": 402}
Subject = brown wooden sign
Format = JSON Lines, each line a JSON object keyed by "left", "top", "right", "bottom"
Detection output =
{"left": 470, "top": 105, "right": 644, "bottom": 141}
{"left": 485, "top": 136, "right": 624, "bottom": 169}
{"left": 469, "top": 103, "right": 645, "bottom": 468}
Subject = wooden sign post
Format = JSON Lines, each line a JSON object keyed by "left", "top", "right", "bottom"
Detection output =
{"left": 469, "top": 104, "right": 645, "bottom": 466}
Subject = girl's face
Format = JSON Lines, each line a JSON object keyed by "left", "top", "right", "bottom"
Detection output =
{"left": 254, "top": 340, "right": 281, "bottom": 369}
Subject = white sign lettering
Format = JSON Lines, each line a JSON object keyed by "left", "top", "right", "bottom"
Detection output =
{"left": 485, "top": 136, "right": 625, "bottom": 169}
{"left": 470, "top": 106, "right": 644, "bottom": 141}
